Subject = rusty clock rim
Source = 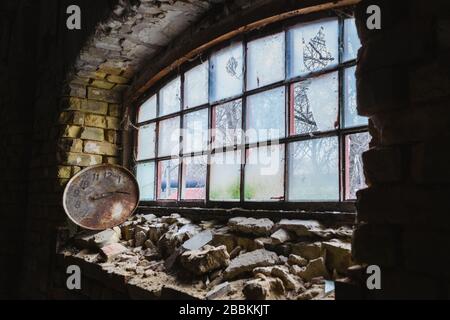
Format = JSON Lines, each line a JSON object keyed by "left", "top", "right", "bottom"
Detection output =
{"left": 62, "top": 163, "right": 140, "bottom": 230}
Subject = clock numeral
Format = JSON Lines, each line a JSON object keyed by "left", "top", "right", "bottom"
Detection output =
{"left": 80, "top": 180, "right": 89, "bottom": 189}
{"left": 73, "top": 189, "right": 80, "bottom": 197}
{"left": 74, "top": 200, "right": 81, "bottom": 209}
{"left": 92, "top": 173, "right": 100, "bottom": 181}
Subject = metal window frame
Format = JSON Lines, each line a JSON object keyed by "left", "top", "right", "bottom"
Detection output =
{"left": 132, "top": 8, "right": 367, "bottom": 212}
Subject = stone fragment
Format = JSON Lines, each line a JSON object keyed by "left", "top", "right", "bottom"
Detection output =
{"left": 93, "top": 229, "right": 120, "bottom": 248}
{"left": 205, "top": 282, "right": 231, "bottom": 300}
{"left": 120, "top": 221, "right": 135, "bottom": 241}
{"left": 243, "top": 275, "right": 285, "bottom": 300}
{"left": 270, "top": 228, "right": 291, "bottom": 244}
{"left": 288, "top": 254, "right": 308, "bottom": 267}
{"left": 180, "top": 245, "right": 230, "bottom": 275}
{"left": 291, "top": 242, "right": 323, "bottom": 260}
{"left": 297, "top": 287, "right": 323, "bottom": 300}
{"left": 271, "top": 266, "right": 302, "bottom": 291}
{"left": 182, "top": 230, "right": 213, "bottom": 251}
{"left": 142, "top": 214, "right": 156, "bottom": 223}
{"left": 160, "top": 213, "right": 181, "bottom": 224}
{"left": 158, "top": 230, "right": 185, "bottom": 258}
{"left": 211, "top": 227, "right": 236, "bottom": 253}
{"left": 148, "top": 223, "right": 168, "bottom": 243}
{"left": 135, "top": 231, "right": 147, "bottom": 247}
{"left": 100, "top": 243, "right": 128, "bottom": 262}
{"left": 277, "top": 219, "right": 323, "bottom": 237}
{"left": 297, "top": 258, "right": 329, "bottom": 282}
{"left": 223, "top": 249, "right": 281, "bottom": 280}
{"left": 323, "top": 240, "right": 353, "bottom": 275}
{"left": 229, "top": 246, "right": 241, "bottom": 259}
{"left": 228, "top": 217, "right": 274, "bottom": 236}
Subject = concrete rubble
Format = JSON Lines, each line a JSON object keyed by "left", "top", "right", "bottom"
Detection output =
{"left": 61, "top": 213, "right": 354, "bottom": 300}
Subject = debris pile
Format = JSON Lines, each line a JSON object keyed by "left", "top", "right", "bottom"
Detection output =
{"left": 62, "top": 213, "right": 354, "bottom": 300}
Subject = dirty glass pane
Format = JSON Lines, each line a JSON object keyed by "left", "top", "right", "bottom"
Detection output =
{"left": 158, "top": 116, "right": 180, "bottom": 157}
{"left": 343, "top": 66, "right": 367, "bottom": 128}
{"left": 210, "top": 150, "right": 241, "bottom": 201}
{"left": 212, "top": 99, "right": 242, "bottom": 148}
{"left": 246, "top": 86, "right": 285, "bottom": 144}
{"left": 159, "top": 76, "right": 181, "bottom": 116}
{"left": 287, "top": 18, "right": 339, "bottom": 77}
{"left": 183, "top": 109, "right": 208, "bottom": 153}
{"left": 184, "top": 61, "right": 209, "bottom": 109}
{"left": 157, "top": 159, "right": 179, "bottom": 200}
{"left": 181, "top": 155, "right": 207, "bottom": 200}
{"left": 137, "top": 123, "right": 156, "bottom": 160}
{"left": 290, "top": 71, "right": 339, "bottom": 135}
{"left": 345, "top": 132, "right": 370, "bottom": 200}
{"left": 138, "top": 94, "right": 157, "bottom": 123}
{"left": 210, "top": 42, "right": 244, "bottom": 102}
{"left": 343, "top": 18, "right": 361, "bottom": 62}
{"left": 244, "top": 145, "right": 285, "bottom": 201}
{"left": 288, "top": 137, "right": 339, "bottom": 201}
{"left": 247, "top": 32, "right": 285, "bottom": 90}
{"left": 136, "top": 161, "right": 155, "bottom": 201}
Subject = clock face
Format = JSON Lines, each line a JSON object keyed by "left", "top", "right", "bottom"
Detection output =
{"left": 63, "top": 164, "right": 139, "bottom": 230}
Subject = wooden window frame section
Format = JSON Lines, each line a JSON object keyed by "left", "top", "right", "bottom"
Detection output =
{"left": 130, "top": 8, "right": 367, "bottom": 213}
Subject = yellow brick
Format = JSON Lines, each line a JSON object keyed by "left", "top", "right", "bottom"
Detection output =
{"left": 91, "top": 80, "right": 115, "bottom": 90}
{"left": 62, "top": 125, "right": 81, "bottom": 138}
{"left": 80, "top": 127, "right": 104, "bottom": 141}
{"left": 57, "top": 166, "right": 72, "bottom": 179}
{"left": 84, "top": 114, "right": 107, "bottom": 128}
{"left": 106, "top": 75, "right": 129, "bottom": 84}
{"left": 106, "top": 116, "right": 121, "bottom": 130}
{"left": 108, "top": 104, "right": 121, "bottom": 117}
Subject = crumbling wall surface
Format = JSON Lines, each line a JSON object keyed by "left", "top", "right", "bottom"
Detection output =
{"left": 344, "top": 0, "right": 450, "bottom": 299}
{"left": 55, "top": 215, "right": 354, "bottom": 300}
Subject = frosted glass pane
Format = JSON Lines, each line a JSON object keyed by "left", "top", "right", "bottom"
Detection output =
{"left": 184, "top": 61, "right": 209, "bottom": 109}
{"left": 182, "top": 155, "right": 207, "bottom": 200}
{"left": 157, "top": 159, "right": 179, "bottom": 200}
{"left": 210, "top": 150, "right": 241, "bottom": 201}
{"left": 291, "top": 71, "right": 339, "bottom": 135}
{"left": 210, "top": 42, "right": 244, "bottom": 102}
{"left": 159, "top": 77, "right": 181, "bottom": 116}
{"left": 183, "top": 109, "right": 208, "bottom": 153}
{"left": 346, "top": 132, "right": 370, "bottom": 200}
{"left": 246, "top": 87, "right": 285, "bottom": 144}
{"left": 343, "top": 67, "right": 367, "bottom": 128}
{"left": 137, "top": 123, "right": 156, "bottom": 160}
{"left": 247, "top": 32, "right": 285, "bottom": 90}
{"left": 288, "top": 137, "right": 339, "bottom": 201}
{"left": 287, "top": 18, "right": 339, "bottom": 77}
{"left": 136, "top": 162, "right": 155, "bottom": 201}
{"left": 244, "top": 145, "right": 285, "bottom": 201}
{"left": 343, "top": 18, "right": 361, "bottom": 62}
{"left": 138, "top": 94, "right": 157, "bottom": 123}
{"left": 158, "top": 116, "right": 180, "bottom": 157}
{"left": 212, "top": 99, "right": 242, "bottom": 148}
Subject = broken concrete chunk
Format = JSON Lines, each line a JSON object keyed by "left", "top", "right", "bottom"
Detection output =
{"left": 160, "top": 213, "right": 181, "bottom": 225}
{"left": 243, "top": 275, "right": 285, "bottom": 300}
{"left": 205, "top": 281, "right": 231, "bottom": 300}
{"left": 148, "top": 223, "right": 168, "bottom": 243}
{"left": 100, "top": 243, "right": 128, "bottom": 262}
{"left": 228, "top": 217, "right": 274, "bottom": 236}
{"left": 271, "top": 266, "right": 302, "bottom": 291}
{"left": 180, "top": 245, "right": 230, "bottom": 275}
{"left": 211, "top": 227, "right": 236, "bottom": 253}
{"left": 277, "top": 219, "right": 323, "bottom": 237}
{"left": 94, "top": 229, "right": 120, "bottom": 248}
{"left": 297, "top": 257, "right": 329, "bottom": 282}
{"left": 291, "top": 242, "right": 323, "bottom": 260}
{"left": 135, "top": 230, "right": 147, "bottom": 247}
{"left": 223, "top": 249, "right": 281, "bottom": 280}
{"left": 120, "top": 221, "right": 136, "bottom": 241}
{"left": 323, "top": 240, "right": 352, "bottom": 275}
{"left": 270, "top": 228, "right": 291, "bottom": 244}
{"left": 142, "top": 214, "right": 156, "bottom": 223}
{"left": 288, "top": 254, "right": 308, "bottom": 267}
{"left": 158, "top": 230, "right": 185, "bottom": 258}
{"left": 182, "top": 230, "right": 213, "bottom": 251}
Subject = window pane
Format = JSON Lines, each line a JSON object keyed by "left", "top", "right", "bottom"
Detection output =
{"left": 159, "top": 76, "right": 181, "bottom": 116}
{"left": 246, "top": 86, "right": 285, "bottom": 144}
{"left": 343, "top": 66, "right": 367, "bottom": 128}
{"left": 245, "top": 145, "right": 285, "bottom": 201}
{"left": 210, "top": 42, "right": 244, "bottom": 102}
{"left": 158, "top": 116, "right": 180, "bottom": 157}
{"left": 288, "top": 137, "right": 339, "bottom": 201}
{"left": 182, "top": 155, "right": 207, "bottom": 200}
{"left": 287, "top": 18, "right": 339, "bottom": 77}
{"left": 343, "top": 18, "right": 361, "bottom": 62}
{"left": 212, "top": 99, "right": 242, "bottom": 148}
{"left": 137, "top": 123, "right": 156, "bottom": 160}
{"left": 247, "top": 32, "right": 285, "bottom": 90}
{"left": 183, "top": 109, "right": 208, "bottom": 153}
{"left": 184, "top": 61, "right": 209, "bottom": 109}
{"left": 138, "top": 94, "right": 157, "bottom": 123}
{"left": 136, "top": 162, "right": 155, "bottom": 201}
{"left": 157, "top": 159, "right": 179, "bottom": 200}
{"left": 210, "top": 150, "right": 241, "bottom": 201}
{"left": 290, "top": 71, "right": 338, "bottom": 135}
{"left": 345, "top": 132, "right": 370, "bottom": 200}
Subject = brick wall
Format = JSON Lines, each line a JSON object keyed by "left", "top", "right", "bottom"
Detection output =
{"left": 347, "top": 0, "right": 450, "bottom": 299}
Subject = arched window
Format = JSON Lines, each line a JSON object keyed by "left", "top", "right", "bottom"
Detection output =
{"left": 133, "top": 12, "right": 368, "bottom": 209}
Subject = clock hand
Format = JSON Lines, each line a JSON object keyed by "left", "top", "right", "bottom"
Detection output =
{"left": 89, "top": 190, "right": 131, "bottom": 200}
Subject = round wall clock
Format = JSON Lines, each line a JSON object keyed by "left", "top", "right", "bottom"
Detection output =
{"left": 63, "top": 164, "right": 139, "bottom": 230}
